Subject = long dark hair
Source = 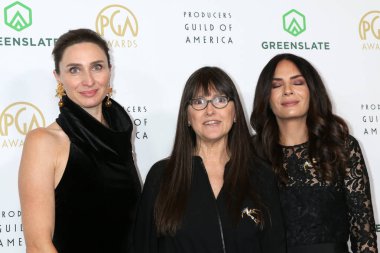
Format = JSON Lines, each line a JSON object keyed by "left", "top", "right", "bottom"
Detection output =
{"left": 250, "top": 53, "right": 349, "bottom": 183}
{"left": 155, "top": 66, "right": 263, "bottom": 236}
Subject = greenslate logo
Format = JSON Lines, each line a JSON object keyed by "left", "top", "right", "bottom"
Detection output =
{"left": 283, "top": 9, "right": 306, "bottom": 37}
{"left": 4, "top": 1, "right": 32, "bottom": 32}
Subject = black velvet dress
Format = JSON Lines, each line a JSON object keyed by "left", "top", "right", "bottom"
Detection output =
{"left": 279, "top": 136, "right": 377, "bottom": 253}
{"left": 53, "top": 96, "right": 141, "bottom": 253}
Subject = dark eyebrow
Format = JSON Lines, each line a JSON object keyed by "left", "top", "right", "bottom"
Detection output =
{"left": 290, "top": 74, "right": 304, "bottom": 80}
{"left": 65, "top": 63, "right": 80, "bottom": 68}
{"left": 272, "top": 74, "right": 304, "bottom": 81}
{"left": 65, "top": 60, "right": 106, "bottom": 68}
{"left": 91, "top": 60, "right": 106, "bottom": 65}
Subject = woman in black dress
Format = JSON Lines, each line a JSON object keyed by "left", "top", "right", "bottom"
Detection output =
{"left": 250, "top": 53, "right": 378, "bottom": 253}
{"left": 133, "top": 66, "right": 285, "bottom": 253}
{"left": 19, "top": 28, "right": 141, "bottom": 253}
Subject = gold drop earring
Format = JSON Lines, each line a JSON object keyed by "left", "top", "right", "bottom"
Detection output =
{"left": 56, "top": 82, "right": 66, "bottom": 107}
{"left": 105, "top": 87, "right": 113, "bottom": 107}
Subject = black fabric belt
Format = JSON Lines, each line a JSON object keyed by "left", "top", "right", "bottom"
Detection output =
{"left": 288, "top": 243, "right": 348, "bottom": 253}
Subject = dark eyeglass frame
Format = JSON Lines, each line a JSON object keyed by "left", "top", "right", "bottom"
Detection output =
{"left": 188, "top": 95, "right": 231, "bottom": 111}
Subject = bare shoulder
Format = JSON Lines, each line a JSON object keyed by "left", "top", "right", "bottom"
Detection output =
{"left": 24, "top": 122, "right": 67, "bottom": 149}
{"left": 18, "top": 123, "right": 69, "bottom": 244}
{"left": 21, "top": 122, "right": 69, "bottom": 171}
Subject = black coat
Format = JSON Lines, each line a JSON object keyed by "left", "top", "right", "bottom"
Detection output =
{"left": 133, "top": 156, "right": 285, "bottom": 253}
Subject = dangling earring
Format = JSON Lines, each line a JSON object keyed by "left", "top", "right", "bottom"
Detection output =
{"left": 187, "top": 121, "right": 191, "bottom": 127}
{"left": 55, "top": 82, "right": 66, "bottom": 107}
{"left": 105, "top": 87, "right": 113, "bottom": 107}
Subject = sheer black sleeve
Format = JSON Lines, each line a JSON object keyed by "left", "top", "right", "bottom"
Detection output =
{"left": 344, "top": 136, "right": 378, "bottom": 253}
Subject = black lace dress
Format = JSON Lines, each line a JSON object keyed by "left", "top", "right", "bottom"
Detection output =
{"left": 279, "top": 135, "right": 378, "bottom": 253}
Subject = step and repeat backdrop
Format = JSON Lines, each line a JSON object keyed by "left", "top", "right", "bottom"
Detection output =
{"left": 0, "top": 0, "right": 379, "bottom": 251}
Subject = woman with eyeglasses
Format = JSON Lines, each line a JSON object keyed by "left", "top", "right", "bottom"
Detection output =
{"left": 133, "top": 66, "right": 285, "bottom": 253}
{"left": 250, "top": 53, "right": 378, "bottom": 253}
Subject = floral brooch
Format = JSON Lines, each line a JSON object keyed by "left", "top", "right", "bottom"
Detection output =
{"left": 241, "top": 207, "right": 261, "bottom": 224}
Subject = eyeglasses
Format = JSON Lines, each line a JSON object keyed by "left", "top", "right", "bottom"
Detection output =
{"left": 189, "top": 95, "right": 231, "bottom": 110}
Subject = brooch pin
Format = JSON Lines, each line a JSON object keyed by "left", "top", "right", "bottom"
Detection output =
{"left": 241, "top": 207, "right": 261, "bottom": 224}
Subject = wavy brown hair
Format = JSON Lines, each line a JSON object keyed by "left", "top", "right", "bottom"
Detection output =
{"left": 155, "top": 66, "right": 264, "bottom": 236}
{"left": 250, "top": 53, "right": 349, "bottom": 183}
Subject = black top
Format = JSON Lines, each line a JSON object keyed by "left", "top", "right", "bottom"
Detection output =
{"left": 279, "top": 135, "right": 377, "bottom": 253}
{"left": 133, "top": 156, "right": 286, "bottom": 253}
{"left": 53, "top": 96, "right": 141, "bottom": 253}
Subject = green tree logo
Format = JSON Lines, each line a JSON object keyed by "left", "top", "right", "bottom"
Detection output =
{"left": 283, "top": 9, "right": 306, "bottom": 37}
{"left": 4, "top": 1, "right": 32, "bottom": 32}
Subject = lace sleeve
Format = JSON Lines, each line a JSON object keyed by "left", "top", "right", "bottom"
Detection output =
{"left": 344, "top": 136, "right": 378, "bottom": 253}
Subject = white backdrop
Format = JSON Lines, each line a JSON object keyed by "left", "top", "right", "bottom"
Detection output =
{"left": 0, "top": 0, "right": 379, "bottom": 251}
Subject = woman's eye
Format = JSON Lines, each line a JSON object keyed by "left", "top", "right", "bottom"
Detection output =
{"left": 194, "top": 99, "right": 205, "bottom": 105}
{"left": 69, "top": 67, "right": 79, "bottom": 74}
{"left": 215, "top": 96, "right": 227, "bottom": 103}
{"left": 272, "top": 82, "right": 281, "bottom": 88}
{"left": 293, "top": 80, "right": 305, "bottom": 85}
{"left": 93, "top": 64, "right": 103, "bottom": 71}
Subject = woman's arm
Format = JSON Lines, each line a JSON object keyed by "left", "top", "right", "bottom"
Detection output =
{"left": 344, "top": 136, "right": 378, "bottom": 253}
{"left": 18, "top": 128, "right": 63, "bottom": 253}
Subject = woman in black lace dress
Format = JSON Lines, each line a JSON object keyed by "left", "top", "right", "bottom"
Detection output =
{"left": 250, "top": 53, "right": 378, "bottom": 253}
